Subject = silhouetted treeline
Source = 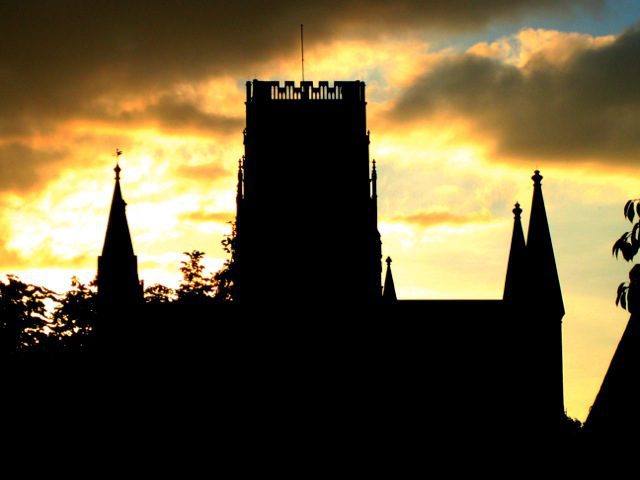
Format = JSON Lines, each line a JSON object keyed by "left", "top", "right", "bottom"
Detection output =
{"left": 0, "top": 248, "right": 237, "bottom": 353}
{"left": 145, "top": 224, "right": 238, "bottom": 304}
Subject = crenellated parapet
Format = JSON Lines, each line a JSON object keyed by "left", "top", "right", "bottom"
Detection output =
{"left": 246, "top": 80, "right": 365, "bottom": 103}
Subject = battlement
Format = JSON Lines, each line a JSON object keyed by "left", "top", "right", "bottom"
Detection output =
{"left": 246, "top": 80, "right": 365, "bottom": 103}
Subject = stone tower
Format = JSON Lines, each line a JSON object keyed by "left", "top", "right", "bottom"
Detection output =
{"left": 237, "top": 80, "right": 381, "bottom": 304}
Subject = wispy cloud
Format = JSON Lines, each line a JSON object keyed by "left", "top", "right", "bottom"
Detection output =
{"left": 0, "top": 143, "right": 69, "bottom": 192}
{"left": 177, "top": 163, "right": 230, "bottom": 181}
{"left": 180, "top": 210, "right": 234, "bottom": 224}
{"left": 86, "top": 96, "right": 244, "bottom": 136}
{"left": 390, "top": 209, "right": 492, "bottom": 228}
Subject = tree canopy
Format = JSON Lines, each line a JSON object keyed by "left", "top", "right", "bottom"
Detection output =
{"left": 1, "top": 222, "right": 239, "bottom": 352}
{"left": 613, "top": 199, "right": 640, "bottom": 312}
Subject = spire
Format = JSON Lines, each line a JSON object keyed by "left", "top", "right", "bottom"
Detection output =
{"left": 524, "top": 169, "right": 566, "bottom": 431}
{"left": 236, "top": 156, "right": 244, "bottom": 206}
{"left": 526, "top": 170, "right": 564, "bottom": 315}
{"left": 382, "top": 256, "right": 397, "bottom": 302}
{"left": 371, "top": 159, "right": 378, "bottom": 224}
{"left": 371, "top": 159, "right": 377, "bottom": 199}
{"left": 503, "top": 202, "right": 526, "bottom": 303}
{"left": 102, "top": 161, "right": 134, "bottom": 258}
{"left": 97, "top": 151, "right": 142, "bottom": 309}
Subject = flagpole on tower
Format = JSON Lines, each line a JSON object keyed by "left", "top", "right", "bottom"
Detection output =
{"left": 301, "top": 24, "right": 305, "bottom": 82}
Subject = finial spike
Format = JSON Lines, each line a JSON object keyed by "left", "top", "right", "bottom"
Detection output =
{"left": 300, "top": 24, "right": 305, "bottom": 83}
{"left": 383, "top": 256, "right": 397, "bottom": 302}
{"left": 532, "top": 169, "right": 543, "bottom": 185}
{"left": 114, "top": 148, "right": 123, "bottom": 180}
{"left": 236, "top": 156, "right": 244, "bottom": 205}
{"left": 371, "top": 159, "right": 378, "bottom": 199}
{"left": 114, "top": 163, "right": 121, "bottom": 181}
{"left": 513, "top": 202, "right": 522, "bottom": 219}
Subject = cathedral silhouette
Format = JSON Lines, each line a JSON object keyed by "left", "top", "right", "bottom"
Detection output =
{"left": 95, "top": 80, "right": 617, "bottom": 434}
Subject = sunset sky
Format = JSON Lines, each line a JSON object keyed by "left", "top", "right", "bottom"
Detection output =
{"left": 3, "top": 0, "right": 640, "bottom": 420}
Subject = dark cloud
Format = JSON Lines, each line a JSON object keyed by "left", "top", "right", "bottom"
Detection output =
{"left": 391, "top": 210, "right": 491, "bottom": 228}
{"left": 390, "top": 24, "right": 640, "bottom": 163}
{"left": 0, "top": 1, "right": 599, "bottom": 137}
{"left": 145, "top": 97, "right": 243, "bottom": 134}
{"left": 90, "top": 96, "right": 243, "bottom": 135}
{"left": 0, "top": 143, "right": 67, "bottom": 192}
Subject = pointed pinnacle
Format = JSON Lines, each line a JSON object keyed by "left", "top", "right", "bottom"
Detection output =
{"left": 513, "top": 202, "right": 522, "bottom": 218}
{"left": 532, "top": 169, "right": 543, "bottom": 185}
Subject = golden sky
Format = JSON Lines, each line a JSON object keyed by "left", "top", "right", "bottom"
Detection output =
{"left": 3, "top": 0, "right": 640, "bottom": 421}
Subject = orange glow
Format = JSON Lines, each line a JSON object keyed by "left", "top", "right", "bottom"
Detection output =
{"left": 2, "top": 28, "right": 640, "bottom": 422}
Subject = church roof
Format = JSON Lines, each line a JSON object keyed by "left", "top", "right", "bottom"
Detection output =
{"left": 585, "top": 265, "right": 640, "bottom": 432}
{"left": 585, "top": 313, "right": 640, "bottom": 432}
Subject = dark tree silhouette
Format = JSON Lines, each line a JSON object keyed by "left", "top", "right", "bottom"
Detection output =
{"left": 0, "top": 275, "right": 56, "bottom": 351}
{"left": 213, "top": 222, "right": 239, "bottom": 303}
{"left": 0, "top": 275, "right": 22, "bottom": 352}
{"left": 144, "top": 283, "right": 176, "bottom": 304}
{"left": 177, "top": 250, "right": 216, "bottom": 304}
{"left": 613, "top": 199, "right": 640, "bottom": 310}
{"left": 0, "top": 275, "right": 100, "bottom": 352}
{"left": 561, "top": 415, "right": 583, "bottom": 435}
{"left": 49, "top": 277, "right": 97, "bottom": 351}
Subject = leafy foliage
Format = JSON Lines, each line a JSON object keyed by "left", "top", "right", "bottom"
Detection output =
{"left": 48, "top": 277, "right": 97, "bottom": 351}
{"left": 0, "top": 275, "right": 98, "bottom": 352}
{"left": 175, "top": 223, "right": 239, "bottom": 304}
{"left": 212, "top": 222, "right": 239, "bottom": 303}
{"left": 612, "top": 199, "right": 640, "bottom": 262}
{"left": 1, "top": 222, "right": 239, "bottom": 351}
{"left": 0, "top": 275, "right": 57, "bottom": 351}
{"left": 613, "top": 199, "right": 640, "bottom": 311}
{"left": 177, "top": 250, "right": 216, "bottom": 304}
{"left": 616, "top": 282, "right": 629, "bottom": 310}
{"left": 144, "top": 283, "right": 176, "bottom": 304}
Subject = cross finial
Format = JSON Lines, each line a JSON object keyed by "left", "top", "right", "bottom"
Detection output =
{"left": 386, "top": 256, "right": 392, "bottom": 266}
